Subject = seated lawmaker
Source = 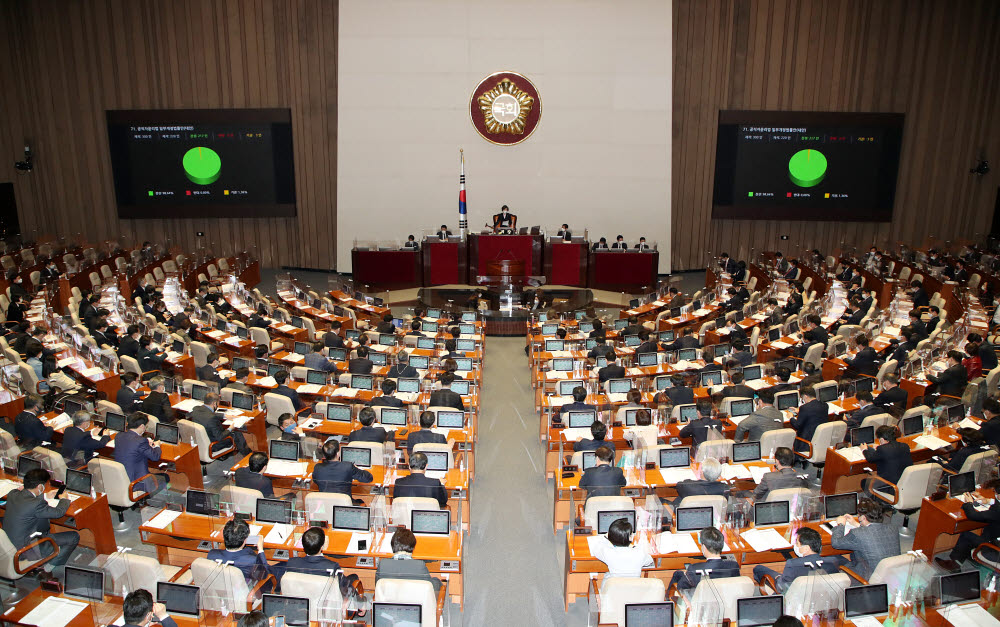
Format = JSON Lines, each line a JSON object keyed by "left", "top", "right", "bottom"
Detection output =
{"left": 752, "top": 447, "right": 806, "bottom": 500}
{"left": 376, "top": 528, "right": 443, "bottom": 594}
{"left": 279, "top": 526, "right": 341, "bottom": 587}
{"left": 734, "top": 389, "right": 783, "bottom": 442}
{"left": 236, "top": 452, "right": 279, "bottom": 498}
{"left": 575, "top": 420, "right": 615, "bottom": 453}
{"left": 386, "top": 351, "right": 418, "bottom": 379}
{"left": 561, "top": 386, "right": 597, "bottom": 414}
{"left": 207, "top": 519, "right": 271, "bottom": 584}
{"left": 610, "top": 235, "right": 627, "bottom": 250}
{"left": 753, "top": 527, "right": 843, "bottom": 592}
{"left": 348, "top": 406, "right": 395, "bottom": 443}
{"left": 61, "top": 410, "right": 110, "bottom": 464}
{"left": 312, "top": 439, "right": 374, "bottom": 495}
{"left": 429, "top": 372, "right": 465, "bottom": 410}
{"left": 861, "top": 425, "right": 911, "bottom": 494}
{"left": 394, "top": 452, "right": 448, "bottom": 508}
{"left": 367, "top": 379, "right": 403, "bottom": 408}
{"left": 668, "top": 527, "right": 739, "bottom": 591}
{"left": 407, "top": 411, "right": 447, "bottom": 453}
{"left": 589, "top": 518, "right": 654, "bottom": 578}
{"left": 598, "top": 353, "right": 626, "bottom": 383}
{"left": 678, "top": 401, "right": 723, "bottom": 447}
{"left": 829, "top": 497, "right": 901, "bottom": 579}
{"left": 789, "top": 385, "right": 827, "bottom": 454}
{"left": 304, "top": 342, "right": 337, "bottom": 374}
{"left": 578, "top": 446, "right": 625, "bottom": 500}
{"left": 843, "top": 334, "right": 878, "bottom": 377}
{"left": 673, "top": 457, "right": 729, "bottom": 507}
{"left": 348, "top": 346, "right": 374, "bottom": 375}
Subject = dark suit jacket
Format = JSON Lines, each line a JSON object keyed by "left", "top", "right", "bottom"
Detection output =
{"left": 324, "top": 332, "right": 345, "bottom": 348}
{"left": 929, "top": 364, "right": 967, "bottom": 397}
{"left": 141, "top": 391, "right": 174, "bottom": 422}
{"left": 961, "top": 500, "right": 1000, "bottom": 543}
{"left": 407, "top": 429, "right": 446, "bottom": 451}
{"left": 666, "top": 336, "right": 700, "bottom": 352}
{"left": 274, "top": 384, "right": 304, "bottom": 412}
{"left": 393, "top": 472, "right": 448, "bottom": 507}
{"left": 679, "top": 417, "right": 724, "bottom": 446}
{"left": 980, "top": 417, "right": 1000, "bottom": 447}
{"left": 873, "top": 386, "right": 907, "bottom": 409}
{"left": 138, "top": 347, "right": 166, "bottom": 372}
{"left": 116, "top": 385, "right": 141, "bottom": 412}
{"left": 845, "top": 347, "right": 878, "bottom": 376}
{"left": 279, "top": 554, "right": 341, "bottom": 586}
{"left": 376, "top": 556, "right": 436, "bottom": 587}
{"left": 943, "top": 443, "right": 990, "bottom": 473}
{"left": 386, "top": 364, "right": 418, "bottom": 379}
{"left": 118, "top": 336, "right": 140, "bottom": 359}
{"left": 61, "top": 425, "right": 109, "bottom": 461}
{"left": 675, "top": 558, "right": 741, "bottom": 590}
{"left": 846, "top": 403, "right": 882, "bottom": 429}
{"left": 579, "top": 464, "right": 626, "bottom": 499}
{"left": 790, "top": 400, "right": 829, "bottom": 452}
{"left": 312, "top": 460, "right": 374, "bottom": 495}
{"left": 666, "top": 386, "right": 695, "bottom": 406}
{"left": 863, "top": 440, "right": 912, "bottom": 484}
{"left": 189, "top": 405, "right": 229, "bottom": 443}
{"left": 979, "top": 342, "right": 998, "bottom": 372}
{"left": 348, "top": 358, "right": 374, "bottom": 374}
{"left": 721, "top": 384, "right": 754, "bottom": 399}
{"left": 196, "top": 364, "right": 226, "bottom": 387}
{"left": 674, "top": 479, "right": 729, "bottom": 506}
{"left": 574, "top": 438, "right": 616, "bottom": 453}
{"left": 348, "top": 425, "right": 393, "bottom": 443}
{"left": 773, "top": 554, "right": 844, "bottom": 592}
{"left": 113, "top": 429, "right": 162, "bottom": 485}
{"left": 206, "top": 546, "right": 269, "bottom": 582}
{"left": 784, "top": 293, "right": 803, "bottom": 315}
{"left": 14, "top": 410, "right": 53, "bottom": 448}
{"left": 235, "top": 467, "right": 275, "bottom": 498}
{"left": 1, "top": 488, "right": 71, "bottom": 549}
{"left": 598, "top": 364, "right": 626, "bottom": 384}
{"left": 636, "top": 341, "right": 660, "bottom": 355}
{"left": 429, "top": 389, "right": 465, "bottom": 411}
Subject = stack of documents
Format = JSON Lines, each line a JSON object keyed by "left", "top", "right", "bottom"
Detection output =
{"left": 256, "top": 376, "right": 277, "bottom": 387}
{"left": 296, "top": 384, "right": 323, "bottom": 394}
{"left": 264, "top": 460, "right": 307, "bottom": 476}
{"left": 839, "top": 447, "right": 866, "bottom": 463}
{"left": 173, "top": 398, "right": 204, "bottom": 412}
{"left": 146, "top": 509, "right": 182, "bottom": 529}
{"left": 741, "top": 528, "right": 792, "bottom": 552}
{"left": 913, "top": 434, "right": 951, "bottom": 450}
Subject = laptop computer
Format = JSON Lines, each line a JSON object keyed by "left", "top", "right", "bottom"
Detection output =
{"left": 326, "top": 403, "right": 352, "bottom": 422}
{"left": 156, "top": 422, "right": 179, "bottom": 444}
{"left": 411, "top": 509, "right": 451, "bottom": 535}
{"left": 341, "top": 446, "right": 372, "bottom": 468}
{"left": 732, "top": 441, "right": 761, "bottom": 463}
{"left": 64, "top": 468, "right": 93, "bottom": 495}
{"left": 824, "top": 492, "right": 859, "bottom": 519}
{"left": 157, "top": 582, "right": 200, "bottom": 616}
{"left": 379, "top": 407, "right": 408, "bottom": 427}
{"left": 186, "top": 489, "right": 220, "bottom": 517}
{"left": 597, "top": 510, "right": 637, "bottom": 534}
{"left": 624, "top": 602, "right": 674, "bottom": 627}
{"left": 63, "top": 566, "right": 104, "bottom": 601}
{"left": 659, "top": 447, "right": 691, "bottom": 468}
{"left": 256, "top": 498, "right": 293, "bottom": 525}
{"left": 373, "top": 603, "right": 421, "bottom": 627}
{"left": 269, "top": 439, "right": 300, "bottom": 461}
{"left": 939, "top": 570, "right": 981, "bottom": 606}
{"left": 754, "top": 501, "right": 790, "bottom": 527}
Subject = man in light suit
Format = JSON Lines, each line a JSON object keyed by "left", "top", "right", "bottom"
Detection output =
{"left": 376, "top": 528, "right": 442, "bottom": 594}
{"left": 1, "top": 468, "right": 78, "bottom": 573}
{"left": 304, "top": 341, "right": 338, "bottom": 374}
{"left": 751, "top": 447, "right": 806, "bottom": 501}
{"left": 829, "top": 497, "right": 901, "bottom": 579}
{"left": 735, "top": 389, "right": 784, "bottom": 442}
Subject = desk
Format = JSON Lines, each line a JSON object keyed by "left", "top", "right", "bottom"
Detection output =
{"left": 5, "top": 588, "right": 236, "bottom": 626}
{"left": 422, "top": 238, "right": 467, "bottom": 285}
{"left": 544, "top": 240, "right": 589, "bottom": 286}
{"left": 912, "top": 489, "right": 996, "bottom": 557}
{"left": 351, "top": 249, "right": 423, "bottom": 290}
{"left": 589, "top": 250, "right": 658, "bottom": 292}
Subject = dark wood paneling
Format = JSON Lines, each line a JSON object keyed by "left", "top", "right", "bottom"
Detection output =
{"left": 0, "top": 0, "right": 337, "bottom": 269}
{"left": 673, "top": 0, "right": 1000, "bottom": 270}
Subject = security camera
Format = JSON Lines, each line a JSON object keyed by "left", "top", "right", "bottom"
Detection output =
{"left": 14, "top": 145, "right": 32, "bottom": 172}
{"left": 971, "top": 159, "right": 990, "bottom": 176}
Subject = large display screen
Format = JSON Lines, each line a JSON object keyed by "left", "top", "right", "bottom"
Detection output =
{"left": 712, "top": 111, "right": 904, "bottom": 221}
{"left": 107, "top": 109, "right": 296, "bottom": 218}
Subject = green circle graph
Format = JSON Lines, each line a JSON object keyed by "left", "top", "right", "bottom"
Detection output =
{"left": 182, "top": 146, "right": 221, "bottom": 185}
{"left": 788, "top": 149, "right": 827, "bottom": 187}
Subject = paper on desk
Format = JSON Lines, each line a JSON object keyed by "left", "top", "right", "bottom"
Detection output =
{"left": 914, "top": 434, "right": 950, "bottom": 450}
{"left": 939, "top": 603, "right": 1000, "bottom": 627}
{"left": 300, "top": 418, "right": 324, "bottom": 430}
{"left": 607, "top": 393, "right": 629, "bottom": 403}
{"left": 165, "top": 351, "right": 183, "bottom": 360}
{"left": 396, "top": 392, "right": 419, "bottom": 403}
{"left": 958, "top": 418, "right": 981, "bottom": 431}
{"left": 627, "top": 367, "right": 645, "bottom": 376}
{"left": 19, "top": 596, "right": 89, "bottom": 627}
{"left": 173, "top": 398, "right": 204, "bottom": 412}
{"left": 256, "top": 376, "right": 277, "bottom": 387}
{"left": 56, "top": 357, "right": 76, "bottom": 369}
{"left": 657, "top": 532, "right": 700, "bottom": 554}
{"left": 224, "top": 337, "right": 244, "bottom": 347}
{"left": 204, "top": 330, "right": 225, "bottom": 339}
{"left": 741, "top": 528, "right": 792, "bottom": 552}
{"left": 430, "top": 427, "right": 456, "bottom": 438}
{"left": 249, "top": 524, "right": 263, "bottom": 537}
{"left": 286, "top": 353, "right": 305, "bottom": 364}
{"left": 278, "top": 324, "right": 297, "bottom": 333}
{"left": 560, "top": 427, "right": 592, "bottom": 442}
{"left": 264, "top": 460, "right": 307, "bottom": 477}
{"left": 746, "top": 379, "right": 770, "bottom": 391}
{"left": 839, "top": 447, "right": 866, "bottom": 463}
{"left": 849, "top": 616, "right": 885, "bottom": 627}
{"left": 224, "top": 416, "right": 252, "bottom": 430}
{"left": 546, "top": 371, "right": 569, "bottom": 380}
{"left": 217, "top": 369, "right": 235, "bottom": 379}
{"left": 375, "top": 532, "right": 394, "bottom": 555}
{"left": 720, "top": 464, "right": 752, "bottom": 481}
{"left": 337, "top": 388, "right": 359, "bottom": 398}
{"left": 264, "top": 523, "right": 295, "bottom": 545}
{"left": 48, "top": 412, "right": 72, "bottom": 430}
{"left": 788, "top": 375, "right": 802, "bottom": 383}
{"left": 658, "top": 468, "right": 697, "bottom": 484}
{"left": 80, "top": 366, "right": 104, "bottom": 377}
{"left": 694, "top": 308, "right": 711, "bottom": 316}
{"left": 346, "top": 532, "right": 374, "bottom": 554}
{"left": 549, "top": 350, "right": 573, "bottom": 359}
{"left": 296, "top": 384, "right": 323, "bottom": 394}
{"left": 146, "top": 509, "right": 182, "bottom": 529}
{"left": 770, "top": 341, "right": 792, "bottom": 349}
{"left": 673, "top": 360, "right": 693, "bottom": 370}
{"left": 548, "top": 396, "right": 571, "bottom": 407}
{"left": 749, "top": 466, "right": 770, "bottom": 484}
{"left": 0, "top": 479, "right": 20, "bottom": 498}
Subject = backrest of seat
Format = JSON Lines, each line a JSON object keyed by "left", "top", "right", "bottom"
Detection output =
{"left": 808, "top": 421, "right": 847, "bottom": 463}
{"left": 901, "top": 405, "right": 931, "bottom": 421}
{"left": 190, "top": 341, "right": 210, "bottom": 368}
{"left": 18, "top": 362, "right": 39, "bottom": 391}
{"left": 219, "top": 485, "right": 262, "bottom": 515}
{"left": 103, "top": 552, "right": 167, "bottom": 596}
{"left": 894, "top": 463, "right": 941, "bottom": 510}
{"left": 784, "top": 573, "right": 850, "bottom": 615}
{"left": 0, "top": 529, "right": 25, "bottom": 580}
{"left": 374, "top": 578, "right": 436, "bottom": 626}
{"left": 869, "top": 554, "right": 930, "bottom": 600}
{"left": 411, "top": 442, "right": 453, "bottom": 469}
{"left": 598, "top": 577, "right": 666, "bottom": 626}
{"left": 303, "top": 492, "right": 353, "bottom": 522}
{"left": 390, "top": 497, "right": 439, "bottom": 527}
{"left": 696, "top": 439, "right": 733, "bottom": 462}
{"left": 97, "top": 400, "right": 123, "bottom": 417}
{"left": 348, "top": 441, "right": 386, "bottom": 467}
{"left": 87, "top": 457, "right": 134, "bottom": 508}
{"left": 264, "top": 392, "right": 296, "bottom": 426}
{"left": 191, "top": 557, "right": 250, "bottom": 612}
{"left": 691, "top": 575, "right": 755, "bottom": 621}
{"left": 859, "top": 413, "right": 892, "bottom": 430}
{"left": 283, "top": 571, "right": 344, "bottom": 622}
{"left": 177, "top": 419, "right": 213, "bottom": 463}
{"left": 32, "top": 447, "right": 67, "bottom": 483}
{"left": 759, "top": 428, "right": 796, "bottom": 457}
{"left": 766, "top": 487, "right": 813, "bottom": 504}
{"left": 121, "top": 355, "right": 142, "bottom": 376}
{"left": 0, "top": 430, "right": 20, "bottom": 460}
{"left": 250, "top": 327, "right": 271, "bottom": 348}
{"left": 583, "top": 496, "right": 635, "bottom": 530}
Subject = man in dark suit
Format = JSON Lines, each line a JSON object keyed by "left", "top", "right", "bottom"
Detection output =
{"left": 348, "top": 406, "right": 395, "bottom": 443}
{"left": 635, "top": 329, "right": 660, "bottom": 355}
{"left": 2, "top": 468, "right": 79, "bottom": 573}
{"left": 679, "top": 401, "right": 724, "bottom": 447}
{"left": 5, "top": 293, "right": 26, "bottom": 325}
{"left": 592, "top": 237, "right": 610, "bottom": 251}
{"left": 575, "top": 420, "right": 616, "bottom": 453}
{"left": 979, "top": 398, "right": 1000, "bottom": 447}
{"left": 910, "top": 280, "right": 930, "bottom": 309}
{"left": 846, "top": 391, "right": 882, "bottom": 428}
{"left": 928, "top": 350, "right": 968, "bottom": 398}
{"left": 92, "top": 319, "right": 119, "bottom": 349}
{"left": 668, "top": 527, "right": 740, "bottom": 590}
{"left": 773, "top": 252, "right": 789, "bottom": 275}
{"left": 974, "top": 332, "right": 998, "bottom": 372}
{"left": 40, "top": 259, "right": 61, "bottom": 284}
{"left": 196, "top": 352, "right": 228, "bottom": 388}
{"left": 720, "top": 371, "right": 754, "bottom": 399}
{"left": 783, "top": 283, "right": 804, "bottom": 316}
{"left": 753, "top": 527, "right": 843, "bottom": 592}
{"left": 61, "top": 411, "right": 110, "bottom": 463}
{"left": 189, "top": 392, "right": 250, "bottom": 456}
{"left": 118, "top": 325, "right": 141, "bottom": 360}
{"left": 598, "top": 353, "right": 626, "bottom": 384}
{"left": 137, "top": 336, "right": 167, "bottom": 373}
{"left": 235, "top": 452, "right": 279, "bottom": 498}
{"left": 140, "top": 376, "right": 174, "bottom": 423}
{"left": 873, "top": 374, "right": 907, "bottom": 409}
{"left": 862, "top": 425, "right": 912, "bottom": 494}
{"left": 797, "top": 362, "right": 823, "bottom": 389}
{"left": 844, "top": 334, "right": 878, "bottom": 377}
{"left": 278, "top": 527, "right": 341, "bottom": 588}
{"left": 116, "top": 372, "right": 142, "bottom": 412}
{"left": 429, "top": 372, "right": 465, "bottom": 410}
{"left": 122, "top": 589, "right": 178, "bottom": 627}
{"left": 312, "top": 440, "right": 374, "bottom": 496}
{"left": 375, "top": 313, "right": 396, "bottom": 334}
{"left": 375, "top": 528, "right": 443, "bottom": 594}
{"left": 560, "top": 386, "right": 597, "bottom": 415}
{"left": 272, "top": 369, "right": 304, "bottom": 412}
{"left": 367, "top": 379, "right": 404, "bottom": 409}
{"left": 578, "top": 446, "right": 626, "bottom": 501}
{"left": 907, "top": 310, "right": 928, "bottom": 341}
{"left": 348, "top": 346, "right": 374, "bottom": 374}
{"left": 830, "top": 497, "right": 901, "bottom": 579}
{"left": 207, "top": 519, "right": 271, "bottom": 584}
{"left": 769, "top": 366, "right": 796, "bottom": 394}
{"left": 114, "top": 414, "right": 166, "bottom": 495}
{"left": 405, "top": 320, "right": 425, "bottom": 338}
{"left": 323, "top": 320, "right": 345, "bottom": 348}
{"left": 790, "top": 385, "right": 829, "bottom": 454}
{"left": 407, "top": 411, "right": 447, "bottom": 453}
{"left": 665, "top": 328, "right": 700, "bottom": 352}
{"left": 610, "top": 235, "right": 628, "bottom": 250}
{"left": 751, "top": 447, "right": 806, "bottom": 500}
{"left": 673, "top": 457, "right": 729, "bottom": 507}
{"left": 719, "top": 253, "right": 738, "bottom": 275}
{"left": 665, "top": 375, "right": 695, "bottom": 406}
{"left": 939, "top": 496, "right": 1000, "bottom": 570}
{"left": 394, "top": 451, "right": 448, "bottom": 507}
{"left": 586, "top": 335, "right": 616, "bottom": 360}
{"left": 14, "top": 395, "right": 51, "bottom": 448}
{"left": 386, "top": 351, "right": 418, "bottom": 379}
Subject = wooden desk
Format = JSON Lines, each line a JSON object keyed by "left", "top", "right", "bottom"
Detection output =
{"left": 351, "top": 248, "right": 423, "bottom": 290}
{"left": 4, "top": 587, "right": 236, "bottom": 626}
{"left": 544, "top": 240, "right": 589, "bottom": 286}
{"left": 589, "top": 250, "right": 659, "bottom": 292}
{"left": 912, "top": 489, "right": 996, "bottom": 557}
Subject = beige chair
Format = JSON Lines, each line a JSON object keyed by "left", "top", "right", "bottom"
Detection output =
{"left": 250, "top": 327, "right": 283, "bottom": 351}
{"left": 31, "top": 447, "right": 67, "bottom": 483}
{"left": 583, "top": 496, "right": 635, "bottom": 530}
{"left": 411, "top": 442, "right": 454, "bottom": 469}
{"left": 0, "top": 430, "right": 21, "bottom": 462}
{"left": 345, "top": 441, "right": 386, "bottom": 467}
{"left": 120, "top": 355, "right": 143, "bottom": 377}
{"left": 303, "top": 492, "right": 354, "bottom": 525}
{"left": 784, "top": 573, "right": 850, "bottom": 615}
{"left": 17, "top": 362, "right": 44, "bottom": 395}
{"left": 374, "top": 578, "right": 442, "bottom": 627}
{"left": 390, "top": 496, "right": 439, "bottom": 527}
{"left": 0, "top": 528, "right": 60, "bottom": 599}
{"left": 900, "top": 405, "right": 931, "bottom": 422}
{"left": 189, "top": 341, "right": 211, "bottom": 368}
{"left": 102, "top": 551, "right": 193, "bottom": 597}
{"left": 859, "top": 413, "right": 893, "bottom": 430}
{"left": 264, "top": 392, "right": 297, "bottom": 427}
{"left": 759, "top": 428, "right": 796, "bottom": 457}
{"left": 217, "top": 258, "right": 230, "bottom": 272}
{"left": 595, "top": 577, "right": 666, "bottom": 627}
{"left": 766, "top": 487, "right": 814, "bottom": 505}
{"left": 690, "top": 575, "right": 755, "bottom": 622}
{"left": 219, "top": 485, "right": 263, "bottom": 516}
{"left": 870, "top": 463, "right": 941, "bottom": 533}
{"left": 696, "top": 438, "right": 734, "bottom": 462}
{"left": 795, "top": 420, "right": 847, "bottom": 477}
{"left": 97, "top": 399, "right": 124, "bottom": 417}
{"left": 282, "top": 571, "right": 345, "bottom": 622}
{"left": 88, "top": 457, "right": 152, "bottom": 528}
{"left": 191, "top": 557, "right": 271, "bottom": 613}
{"left": 178, "top": 419, "right": 235, "bottom": 469}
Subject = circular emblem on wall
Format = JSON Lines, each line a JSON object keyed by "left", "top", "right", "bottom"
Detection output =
{"left": 470, "top": 71, "right": 541, "bottom": 145}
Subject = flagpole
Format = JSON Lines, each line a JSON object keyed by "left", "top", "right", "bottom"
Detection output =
{"left": 458, "top": 148, "right": 468, "bottom": 237}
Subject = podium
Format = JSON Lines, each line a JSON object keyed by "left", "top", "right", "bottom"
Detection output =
{"left": 468, "top": 233, "right": 543, "bottom": 280}
{"left": 422, "top": 237, "right": 468, "bottom": 285}
{"left": 351, "top": 248, "right": 422, "bottom": 290}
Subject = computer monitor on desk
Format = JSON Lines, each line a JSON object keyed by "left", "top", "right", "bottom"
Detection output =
{"left": 157, "top": 582, "right": 201, "bottom": 616}
{"left": 754, "top": 501, "right": 790, "bottom": 527}
{"left": 675, "top": 506, "right": 713, "bottom": 532}
{"left": 63, "top": 566, "right": 105, "bottom": 601}
{"left": 659, "top": 447, "right": 691, "bottom": 469}
{"left": 737, "top": 596, "right": 783, "bottom": 627}
{"left": 566, "top": 411, "right": 597, "bottom": 428}
{"left": 341, "top": 446, "right": 372, "bottom": 468}
{"left": 256, "top": 498, "right": 293, "bottom": 525}
{"left": 269, "top": 439, "right": 300, "bottom": 461}
{"left": 373, "top": 603, "right": 422, "bottom": 627}
{"left": 332, "top": 505, "right": 371, "bottom": 532}
{"left": 597, "top": 509, "right": 636, "bottom": 535}
{"left": 844, "top": 584, "right": 889, "bottom": 618}
{"left": 263, "top": 594, "right": 310, "bottom": 627}
{"left": 624, "top": 602, "right": 674, "bottom": 627}
{"left": 824, "top": 492, "right": 858, "bottom": 519}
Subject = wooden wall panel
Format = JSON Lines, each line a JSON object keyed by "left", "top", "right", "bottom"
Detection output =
{"left": 0, "top": 0, "right": 337, "bottom": 270}
{"left": 673, "top": 0, "right": 1000, "bottom": 271}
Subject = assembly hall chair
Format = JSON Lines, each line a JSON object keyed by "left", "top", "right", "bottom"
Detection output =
{"left": 178, "top": 419, "right": 235, "bottom": 473}
{"left": 303, "top": 492, "right": 353, "bottom": 524}
{"left": 282, "top": 571, "right": 347, "bottom": 623}
{"left": 263, "top": 392, "right": 309, "bottom": 428}
{"left": 390, "top": 497, "right": 440, "bottom": 528}
{"left": 219, "top": 485, "right": 263, "bottom": 517}
{"left": 375, "top": 578, "right": 446, "bottom": 627}
{"left": 88, "top": 457, "right": 152, "bottom": 530}
{"left": 875, "top": 359, "right": 898, "bottom": 386}
{"left": 841, "top": 553, "right": 933, "bottom": 602}
{"left": 675, "top": 495, "right": 727, "bottom": 527}
{"left": 191, "top": 557, "right": 273, "bottom": 613}
{"left": 859, "top": 413, "right": 893, "bottom": 430}
{"left": 0, "top": 529, "right": 61, "bottom": 602}
{"left": 583, "top": 496, "right": 635, "bottom": 531}
{"left": 591, "top": 576, "right": 666, "bottom": 627}
{"left": 869, "top": 462, "right": 941, "bottom": 535}
{"left": 102, "top": 550, "right": 193, "bottom": 598}
{"left": 690, "top": 576, "right": 755, "bottom": 622}
{"left": 794, "top": 420, "right": 847, "bottom": 481}
{"left": 31, "top": 447, "right": 67, "bottom": 484}
{"left": 780, "top": 573, "right": 850, "bottom": 614}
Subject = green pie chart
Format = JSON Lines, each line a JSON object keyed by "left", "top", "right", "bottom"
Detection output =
{"left": 182, "top": 146, "right": 221, "bottom": 185}
{"left": 788, "top": 149, "right": 827, "bottom": 187}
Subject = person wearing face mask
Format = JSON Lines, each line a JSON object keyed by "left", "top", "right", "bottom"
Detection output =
{"left": 2, "top": 468, "right": 79, "bottom": 575}
{"left": 489, "top": 204, "right": 517, "bottom": 233}
{"left": 122, "top": 589, "right": 178, "bottom": 627}
{"left": 753, "top": 527, "right": 843, "bottom": 592}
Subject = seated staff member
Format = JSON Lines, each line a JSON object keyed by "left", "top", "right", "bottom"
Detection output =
{"left": 592, "top": 237, "right": 610, "bottom": 251}
{"left": 557, "top": 224, "right": 572, "bottom": 240}
{"left": 393, "top": 452, "right": 448, "bottom": 508}
{"left": 575, "top": 420, "right": 615, "bottom": 453}
{"left": 634, "top": 237, "right": 651, "bottom": 250}
{"left": 349, "top": 406, "right": 395, "bottom": 443}
{"left": 610, "top": 235, "right": 627, "bottom": 250}
{"left": 829, "top": 497, "right": 901, "bottom": 579}
{"left": 673, "top": 457, "right": 729, "bottom": 507}
{"left": 189, "top": 392, "right": 252, "bottom": 457}
{"left": 589, "top": 518, "right": 654, "bottom": 578}
{"left": 376, "top": 528, "right": 443, "bottom": 594}
{"left": 668, "top": 527, "right": 740, "bottom": 591}
{"left": 437, "top": 225, "right": 452, "bottom": 240}
{"left": 312, "top": 440, "right": 374, "bottom": 495}
{"left": 61, "top": 410, "right": 110, "bottom": 464}
{"left": 3, "top": 468, "right": 79, "bottom": 575}
{"left": 489, "top": 205, "right": 516, "bottom": 233}
{"left": 123, "top": 589, "right": 179, "bottom": 627}
{"left": 678, "top": 400, "right": 723, "bottom": 447}
{"left": 752, "top": 527, "right": 843, "bottom": 592}
{"left": 207, "top": 519, "right": 271, "bottom": 584}
{"left": 578, "top": 446, "right": 625, "bottom": 501}
{"left": 789, "top": 385, "right": 827, "bottom": 454}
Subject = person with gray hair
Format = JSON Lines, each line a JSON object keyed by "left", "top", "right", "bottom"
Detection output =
{"left": 141, "top": 375, "right": 174, "bottom": 423}
{"left": 671, "top": 457, "right": 729, "bottom": 507}
{"left": 61, "top": 410, "right": 110, "bottom": 463}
